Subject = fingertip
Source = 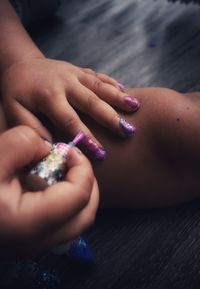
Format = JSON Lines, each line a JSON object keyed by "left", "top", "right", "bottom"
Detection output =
{"left": 14, "top": 125, "right": 52, "bottom": 161}
{"left": 118, "top": 116, "right": 136, "bottom": 137}
{"left": 78, "top": 134, "right": 107, "bottom": 161}
{"left": 66, "top": 126, "right": 106, "bottom": 161}
{"left": 33, "top": 126, "right": 53, "bottom": 143}
{"left": 123, "top": 95, "right": 140, "bottom": 112}
{"left": 11, "top": 125, "right": 39, "bottom": 145}
{"left": 0, "top": 126, "right": 52, "bottom": 179}
{"left": 82, "top": 131, "right": 103, "bottom": 148}
{"left": 65, "top": 145, "right": 85, "bottom": 166}
{"left": 43, "top": 139, "right": 53, "bottom": 150}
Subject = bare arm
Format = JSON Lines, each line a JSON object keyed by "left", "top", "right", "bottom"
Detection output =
{"left": 0, "top": 0, "right": 139, "bottom": 145}
{"left": 0, "top": 0, "right": 43, "bottom": 75}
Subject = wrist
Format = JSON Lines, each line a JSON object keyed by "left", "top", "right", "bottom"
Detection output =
{"left": 0, "top": 55, "right": 46, "bottom": 101}
{"left": 0, "top": 53, "right": 45, "bottom": 79}
{"left": 0, "top": 0, "right": 45, "bottom": 76}
{"left": 1, "top": 49, "right": 44, "bottom": 69}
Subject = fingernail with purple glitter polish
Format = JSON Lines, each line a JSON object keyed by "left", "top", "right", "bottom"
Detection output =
{"left": 117, "top": 82, "right": 125, "bottom": 91}
{"left": 124, "top": 96, "right": 140, "bottom": 110}
{"left": 80, "top": 136, "right": 106, "bottom": 161}
{"left": 119, "top": 116, "right": 136, "bottom": 137}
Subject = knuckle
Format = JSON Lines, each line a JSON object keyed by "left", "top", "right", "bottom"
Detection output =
{"left": 78, "top": 187, "right": 91, "bottom": 207}
{"left": 95, "top": 72, "right": 103, "bottom": 79}
{"left": 65, "top": 116, "right": 79, "bottom": 131}
{"left": 14, "top": 125, "right": 38, "bottom": 146}
{"left": 38, "top": 87, "right": 59, "bottom": 105}
{"left": 41, "top": 87, "right": 53, "bottom": 99}
{"left": 93, "top": 78, "right": 103, "bottom": 91}
{"left": 87, "top": 94, "right": 99, "bottom": 110}
{"left": 113, "top": 89, "right": 122, "bottom": 100}
{"left": 84, "top": 68, "right": 94, "bottom": 74}
{"left": 91, "top": 71, "right": 100, "bottom": 79}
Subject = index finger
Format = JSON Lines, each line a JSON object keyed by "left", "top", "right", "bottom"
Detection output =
{"left": 0, "top": 126, "right": 51, "bottom": 181}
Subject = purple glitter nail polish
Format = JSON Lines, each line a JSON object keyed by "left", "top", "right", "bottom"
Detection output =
{"left": 80, "top": 136, "right": 106, "bottom": 161}
{"left": 95, "top": 147, "right": 106, "bottom": 160}
{"left": 119, "top": 116, "right": 136, "bottom": 137}
{"left": 124, "top": 96, "right": 140, "bottom": 110}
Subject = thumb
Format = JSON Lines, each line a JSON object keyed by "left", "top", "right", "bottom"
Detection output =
{"left": 0, "top": 125, "right": 51, "bottom": 180}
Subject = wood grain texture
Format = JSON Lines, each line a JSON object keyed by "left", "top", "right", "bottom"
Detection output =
{"left": 28, "top": 1, "right": 200, "bottom": 288}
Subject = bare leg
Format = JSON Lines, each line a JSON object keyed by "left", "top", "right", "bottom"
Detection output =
{"left": 2, "top": 87, "right": 200, "bottom": 208}
{"left": 82, "top": 87, "right": 200, "bottom": 208}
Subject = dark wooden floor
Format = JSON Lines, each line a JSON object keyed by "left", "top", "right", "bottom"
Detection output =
{"left": 4, "top": 0, "right": 200, "bottom": 288}
{"left": 32, "top": 0, "right": 200, "bottom": 288}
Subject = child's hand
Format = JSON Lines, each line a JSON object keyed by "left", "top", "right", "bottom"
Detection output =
{"left": 1, "top": 58, "right": 139, "bottom": 142}
{"left": 0, "top": 126, "right": 99, "bottom": 256}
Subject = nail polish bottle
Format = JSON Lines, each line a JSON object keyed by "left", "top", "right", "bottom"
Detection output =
{"left": 27, "top": 132, "right": 95, "bottom": 264}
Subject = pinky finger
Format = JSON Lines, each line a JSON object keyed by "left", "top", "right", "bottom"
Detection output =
{"left": 81, "top": 68, "right": 122, "bottom": 90}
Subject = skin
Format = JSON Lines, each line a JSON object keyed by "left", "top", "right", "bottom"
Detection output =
{"left": 0, "top": 0, "right": 139, "bottom": 146}
{"left": 88, "top": 87, "right": 200, "bottom": 208}
{"left": 1, "top": 86, "right": 200, "bottom": 210}
{"left": 0, "top": 87, "right": 199, "bottom": 254}
{"left": 0, "top": 125, "right": 99, "bottom": 256}
{"left": 0, "top": 0, "right": 138, "bottom": 256}
{"left": 0, "top": 0, "right": 199, "bottom": 255}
